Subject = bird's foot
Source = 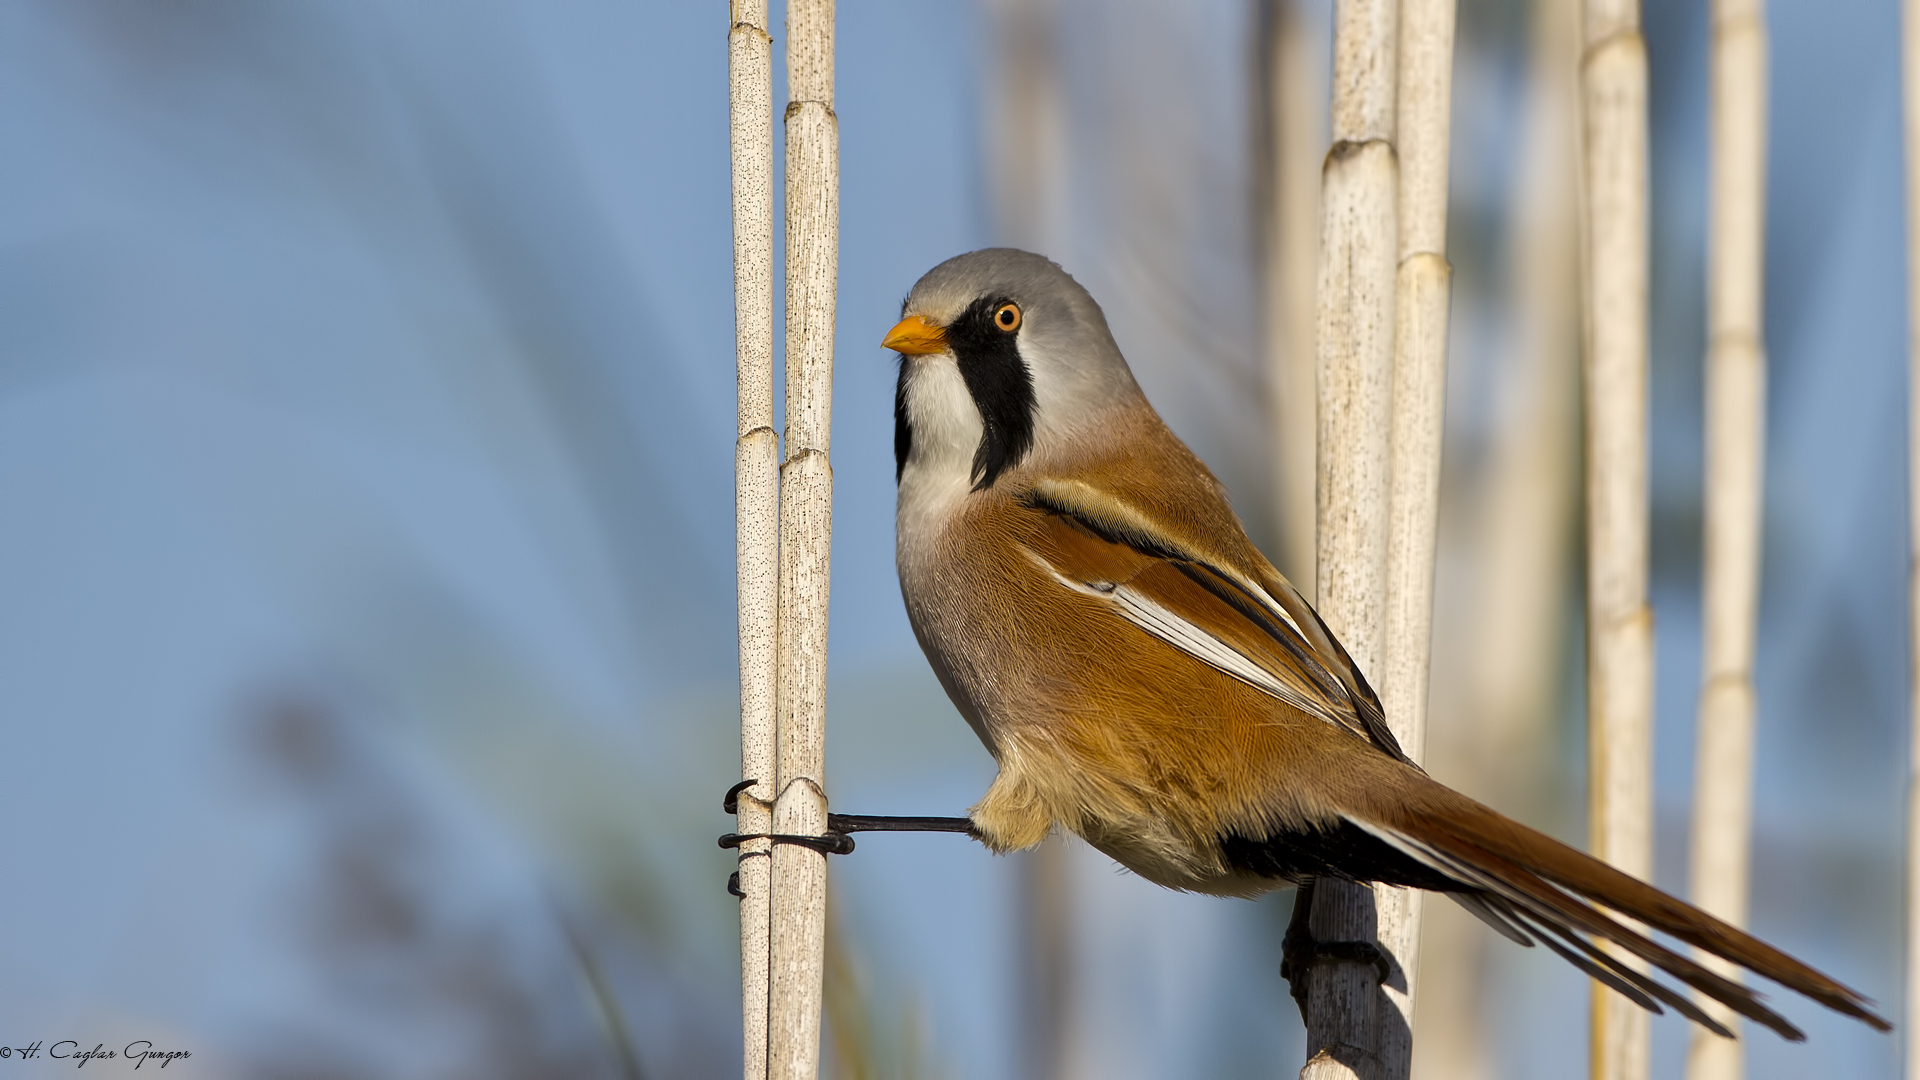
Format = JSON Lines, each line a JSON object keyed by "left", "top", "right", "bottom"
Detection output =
{"left": 718, "top": 780, "right": 856, "bottom": 857}
{"left": 717, "top": 829, "right": 857, "bottom": 856}
{"left": 718, "top": 780, "right": 979, "bottom": 896}
{"left": 1280, "top": 880, "right": 1393, "bottom": 1023}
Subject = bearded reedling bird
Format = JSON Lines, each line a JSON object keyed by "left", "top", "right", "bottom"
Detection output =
{"left": 773, "top": 247, "right": 1886, "bottom": 1041}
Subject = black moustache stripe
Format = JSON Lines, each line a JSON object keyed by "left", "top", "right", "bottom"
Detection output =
{"left": 893, "top": 358, "right": 913, "bottom": 483}
{"left": 946, "top": 294, "right": 1036, "bottom": 491}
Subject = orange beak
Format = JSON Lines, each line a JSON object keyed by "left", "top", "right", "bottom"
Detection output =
{"left": 882, "top": 314, "right": 948, "bottom": 355}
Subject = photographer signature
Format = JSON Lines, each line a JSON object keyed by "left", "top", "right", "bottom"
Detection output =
{"left": 1, "top": 1041, "right": 190, "bottom": 1068}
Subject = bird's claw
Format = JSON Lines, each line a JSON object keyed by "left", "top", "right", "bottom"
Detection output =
{"left": 721, "top": 778, "right": 857, "bottom": 896}
{"left": 722, "top": 778, "right": 758, "bottom": 815}
{"left": 1280, "top": 881, "right": 1392, "bottom": 1022}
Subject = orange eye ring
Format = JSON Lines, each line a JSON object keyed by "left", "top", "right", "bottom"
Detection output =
{"left": 994, "top": 303, "right": 1022, "bottom": 332}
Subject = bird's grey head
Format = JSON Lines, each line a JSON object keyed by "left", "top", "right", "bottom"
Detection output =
{"left": 884, "top": 248, "right": 1142, "bottom": 492}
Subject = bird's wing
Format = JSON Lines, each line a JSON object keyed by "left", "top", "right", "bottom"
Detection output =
{"left": 1012, "top": 478, "right": 1894, "bottom": 1039}
{"left": 1017, "top": 479, "right": 1408, "bottom": 762}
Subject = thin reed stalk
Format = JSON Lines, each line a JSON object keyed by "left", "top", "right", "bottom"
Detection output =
{"left": 1302, "top": 0, "right": 1400, "bottom": 1075}
{"left": 1412, "top": 0, "right": 1579, "bottom": 1072}
{"left": 985, "top": 0, "right": 1068, "bottom": 258}
{"left": 981, "top": 3, "right": 1074, "bottom": 1075}
{"left": 1686, "top": 2, "right": 1768, "bottom": 1078}
{"left": 728, "top": 1, "right": 777, "bottom": 1077}
{"left": 1375, "top": 0, "right": 1456, "bottom": 1069}
{"left": 769, "top": 2, "right": 838, "bottom": 1077}
{"left": 1261, "top": 0, "right": 1327, "bottom": 593}
{"left": 1579, "top": 1, "right": 1653, "bottom": 1078}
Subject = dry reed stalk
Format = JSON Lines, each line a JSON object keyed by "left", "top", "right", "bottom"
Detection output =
{"left": 1580, "top": 1, "right": 1653, "bottom": 1078}
{"left": 1261, "top": 0, "right": 1327, "bottom": 593}
{"left": 1471, "top": 0, "right": 1581, "bottom": 820}
{"left": 1303, "top": 0, "right": 1400, "bottom": 1076}
{"left": 981, "top": 4, "right": 1074, "bottom": 1075}
{"left": 1905, "top": 0, "right": 1920, "bottom": 1073}
{"left": 985, "top": 0, "right": 1068, "bottom": 258}
{"left": 768, "top": 2, "right": 837, "bottom": 1077}
{"left": 1686, "top": 2, "right": 1767, "bottom": 1078}
{"left": 729, "top": 2, "right": 777, "bottom": 1077}
{"left": 1374, "top": 0, "right": 1456, "bottom": 1070}
{"left": 1412, "top": 0, "right": 1579, "bottom": 1073}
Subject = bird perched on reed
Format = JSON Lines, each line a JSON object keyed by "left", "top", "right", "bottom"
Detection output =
{"left": 866, "top": 247, "right": 1888, "bottom": 1040}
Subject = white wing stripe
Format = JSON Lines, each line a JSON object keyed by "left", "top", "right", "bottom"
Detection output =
{"left": 1030, "top": 552, "right": 1348, "bottom": 728}
{"left": 1026, "top": 479, "right": 1312, "bottom": 642}
{"left": 1244, "top": 580, "right": 1310, "bottom": 642}
{"left": 1114, "top": 586, "right": 1331, "bottom": 720}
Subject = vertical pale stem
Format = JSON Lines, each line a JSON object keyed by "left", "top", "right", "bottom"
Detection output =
{"left": 729, "top": 2, "right": 777, "bottom": 1078}
{"left": 769, "top": 2, "right": 837, "bottom": 1078}
{"left": 1687, "top": 2, "right": 1767, "bottom": 1078}
{"left": 984, "top": 0, "right": 1068, "bottom": 257}
{"left": 1376, "top": 0, "right": 1455, "bottom": 1073}
{"left": 1263, "top": 0, "right": 1328, "bottom": 595}
{"left": 1580, "top": 2, "right": 1653, "bottom": 1078}
{"left": 1412, "top": 0, "right": 1579, "bottom": 1073}
{"left": 1305, "top": 0, "right": 1400, "bottom": 1077}
{"left": 982, "top": 3, "right": 1074, "bottom": 1075}
{"left": 1016, "top": 834, "right": 1072, "bottom": 1080}
{"left": 1480, "top": 0, "right": 1581, "bottom": 816}
{"left": 1905, "top": 0, "right": 1920, "bottom": 1073}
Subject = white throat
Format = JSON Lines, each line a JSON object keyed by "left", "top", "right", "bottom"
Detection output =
{"left": 896, "top": 355, "right": 984, "bottom": 546}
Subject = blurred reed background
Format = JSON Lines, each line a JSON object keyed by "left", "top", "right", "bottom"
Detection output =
{"left": 0, "top": 1, "right": 1906, "bottom": 1078}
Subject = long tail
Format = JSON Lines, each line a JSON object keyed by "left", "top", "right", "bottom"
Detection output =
{"left": 1353, "top": 784, "right": 1891, "bottom": 1041}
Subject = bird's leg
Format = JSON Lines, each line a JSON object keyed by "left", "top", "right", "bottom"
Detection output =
{"left": 718, "top": 780, "right": 979, "bottom": 892}
{"left": 1279, "top": 878, "right": 1393, "bottom": 1024}
{"left": 827, "top": 813, "right": 979, "bottom": 838}
{"left": 1280, "top": 878, "right": 1318, "bottom": 1022}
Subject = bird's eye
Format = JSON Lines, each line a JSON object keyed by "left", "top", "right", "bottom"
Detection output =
{"left": 994, "top": 303, "right": 1022, "bottom": 332}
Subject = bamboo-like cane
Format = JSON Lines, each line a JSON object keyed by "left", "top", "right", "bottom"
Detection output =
{"left": 1375, "top": 0, "right": 1456, "bottom": 1072}
{"left": 1580, "top": 1, "right": 1653, "bottom": 1078}
{"left": 981, "top": 3, "right": 1074, "bottom": 1076}
{"left": 1686, "top": 2, "right": 1767, "bottom": 1078}
{"left": 985, "top": 0, "right": 1068, "bottom": 259}
{"left": 729, "top": 2, "right": 777, "bottom": 1077}
{"left": 768, "top": 2, "right": 837, "bottom": 1077}
{"left": 1302, "top": 0, "right": 1400, "bottom": 1077}
{"left": 1413, "top": 0, "right": 1579, "bottom": 1072}
{"left": 1905, "top": 0, "right": 1920, "bottom": 1072}
{"left": 1261, "top": 0, "right": 1326, "bottom": 595}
